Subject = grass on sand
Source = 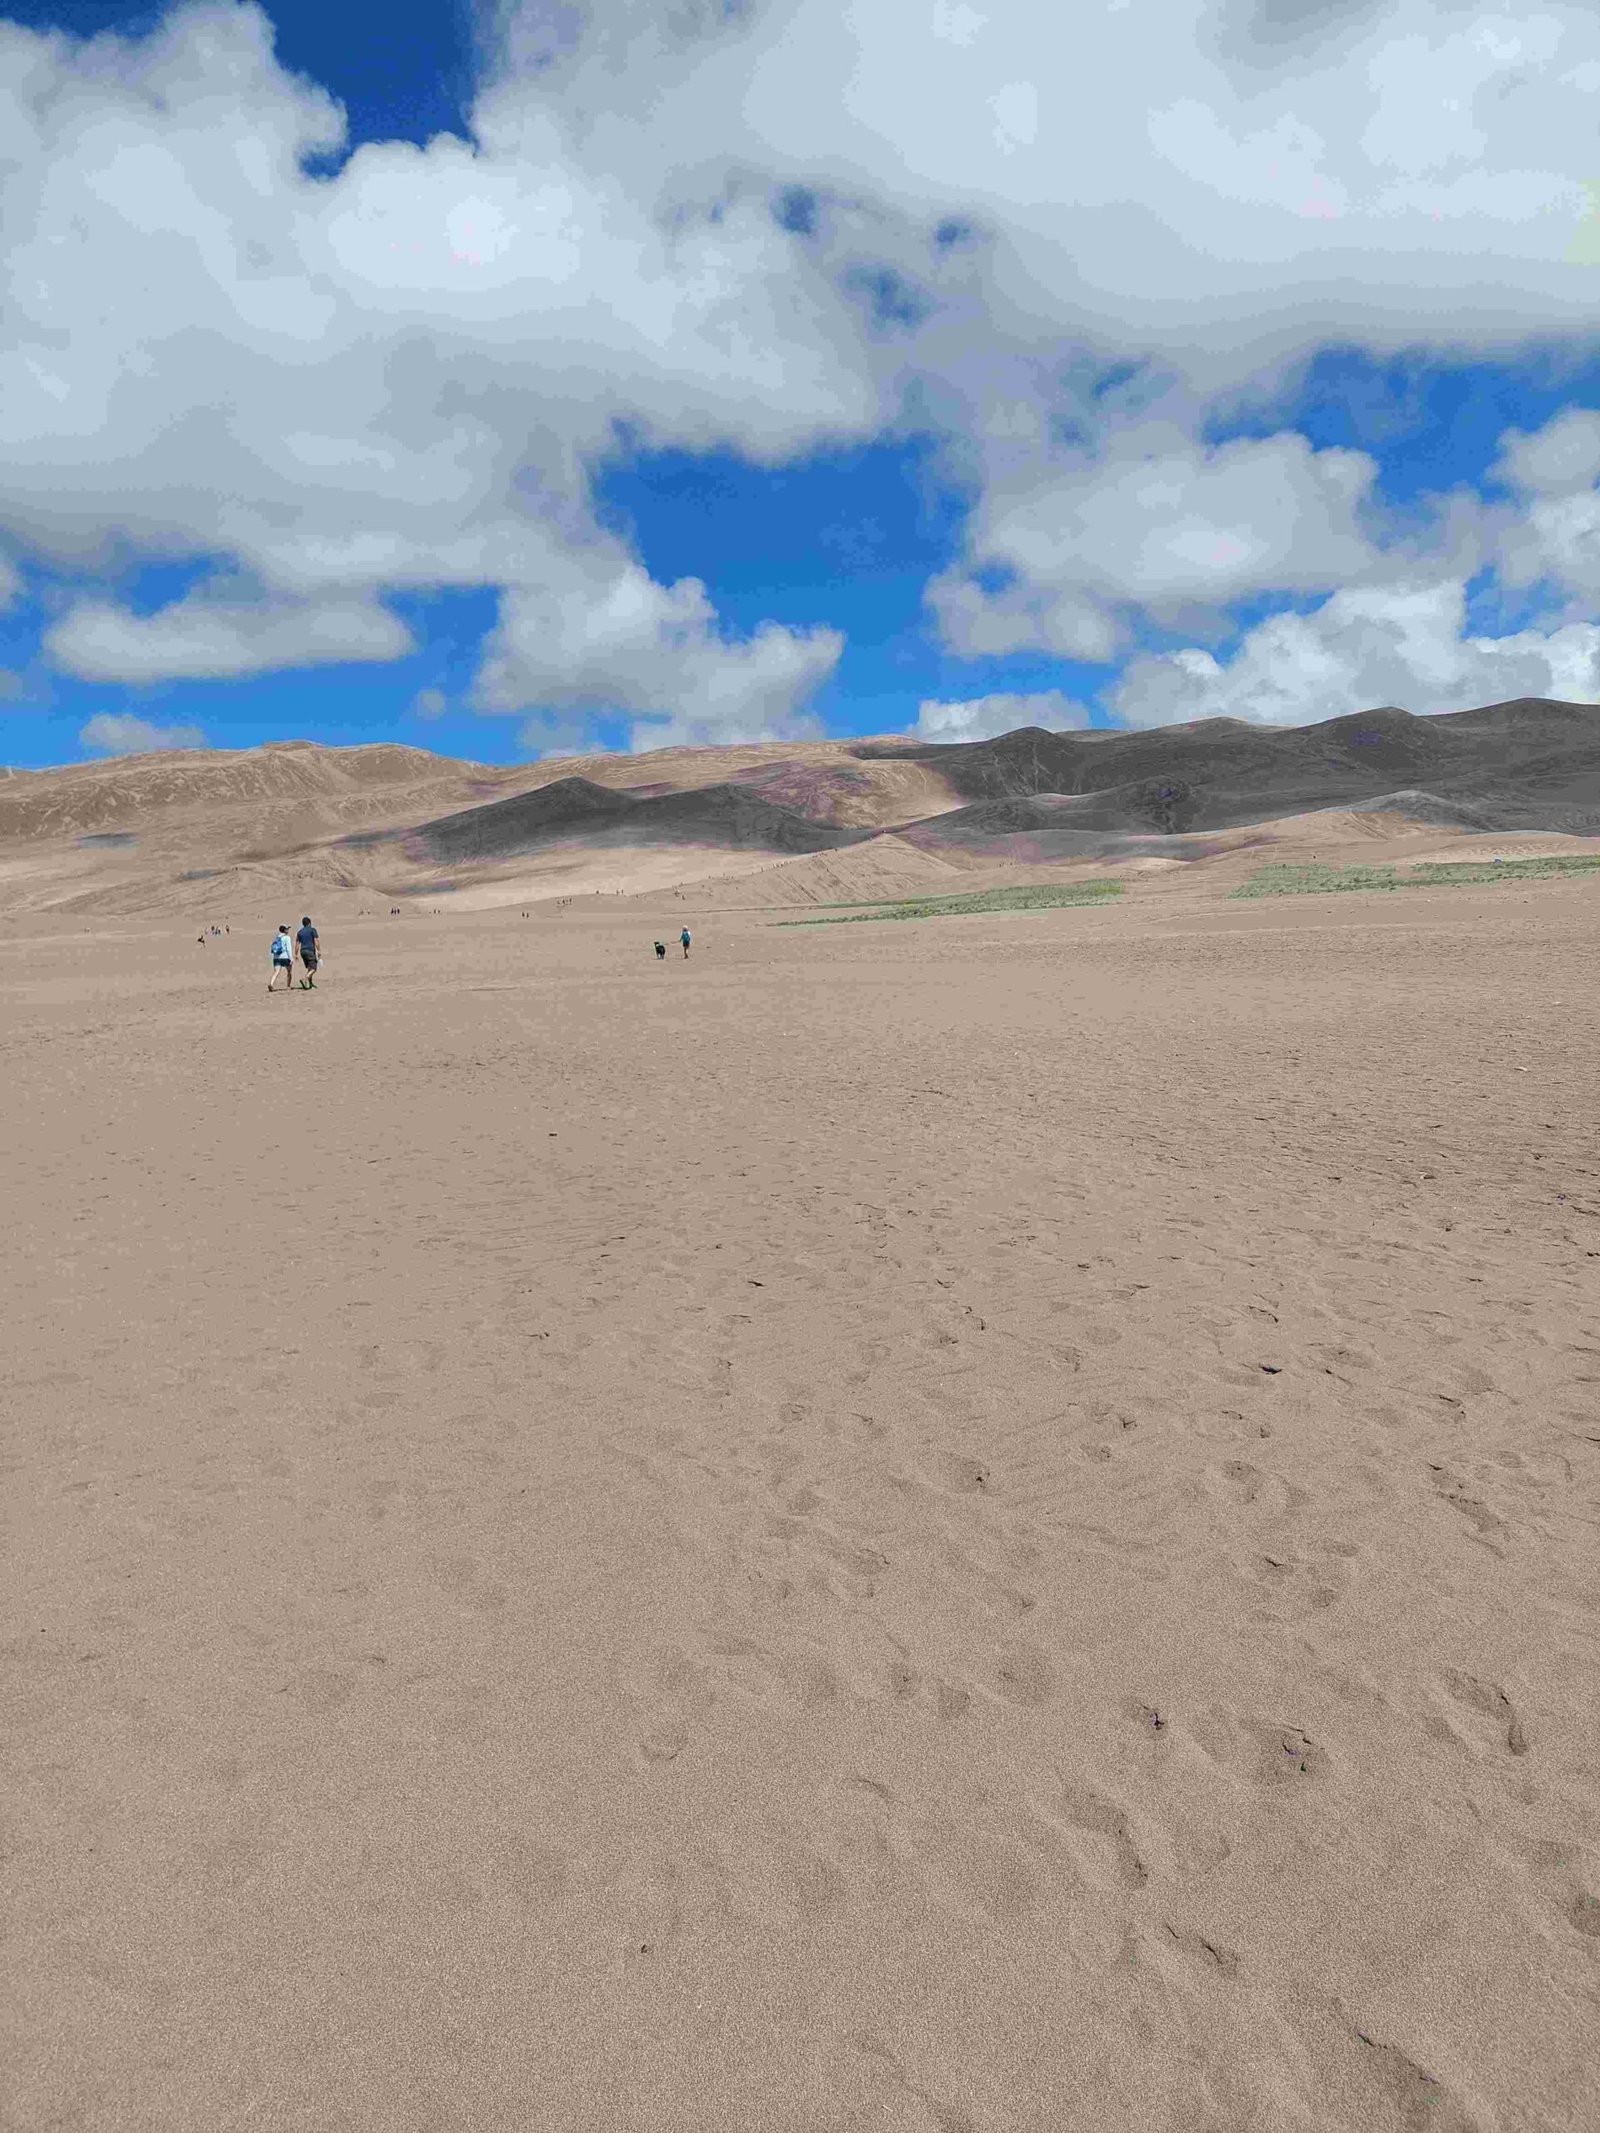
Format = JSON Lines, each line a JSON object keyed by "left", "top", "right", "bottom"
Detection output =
{"left": 1232, "top": 855, "right": 1600, "bottom": 899}
{"left": 775, "top": 882, "right": 1125, "bottom": 926}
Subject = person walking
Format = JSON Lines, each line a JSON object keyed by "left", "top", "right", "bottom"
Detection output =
{"left": 680, "top": 925, "right": 692, "bottom": 959}
{"left": 268, "top": 925, "right": 294, "bottom": 992}
{"left": 295, "top": 916, "right": 320, "bottom": 989}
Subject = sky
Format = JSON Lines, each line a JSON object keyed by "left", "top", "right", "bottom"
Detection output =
{"left": 4, "top": 2, "right": 1600, "bottom": 768}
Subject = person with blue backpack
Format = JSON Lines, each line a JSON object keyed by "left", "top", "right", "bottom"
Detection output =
{"left": 268, "top": 924, "right": 294, "bottom": 993}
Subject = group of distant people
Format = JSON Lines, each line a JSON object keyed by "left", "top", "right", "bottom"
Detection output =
{"left": 248, "top": 908, "right": 703, "bottom": 987}
{"left": 269, "top": 918, "right": 321, "bottom": 991}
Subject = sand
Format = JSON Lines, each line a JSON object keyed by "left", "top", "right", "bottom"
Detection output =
{"left": 4, "top": 877, "right": 1599, "bottom": 2131}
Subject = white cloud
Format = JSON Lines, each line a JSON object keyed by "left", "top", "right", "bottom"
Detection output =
{"left": 496, "top": 0, "right": 1600, "bottom": 371}
{"left": 1488, "top": 408, "right": 1600, "bottom": 604}
{"left": 410, "top": 686, "right": 448, "bottom": 719}
{"left": 0, "top": 5, "right": 881, "bottom": 602}
{"left": 926, "top": 572, "right": 1124, "bottom": 663}
{"left": 1493, "top": 408, "right": 1600, "bottom": 496}
{"left": 1499, "top": 488, "right": 1600, "bottom": 603}
{"left": 0, "top": 553, "right": 18, "bottom": 609}
{"left": 44, "top": 592, "right": 414, "bottom": 683}
{"left": 80, "top": 712, "right": 206, "bottom": 755}
{"left": 475, "top": 557, "right": 844, "bottom": 747}
{"left": 6, "top": 2, "right": 1600, "bottom": 743}
{"left": 1109, "top": 579, "right": 1600, "bottom": 728}
{"left": 0, "top": 5, "right": 888, "bottom": 736}
{"left": 930, "top": 426, "right": 1387, "bottom": 657}
{"left": 912, "top": 690, "right": 1094, "bottom": 743}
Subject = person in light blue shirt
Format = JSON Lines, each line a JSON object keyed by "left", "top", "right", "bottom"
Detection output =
{"left": 680, "top": 926, "right": 692, "bottom": 958}
{"left": 268, "top": 925, "right": 294, "bottom": 993}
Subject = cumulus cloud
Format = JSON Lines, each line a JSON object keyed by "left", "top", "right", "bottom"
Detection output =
{"left": 0, "top": 4, "right": 879, "bottom": 706}
{"left": 80, "top": 712, "right": 207, "bottom": 755}
{"left": 926, "top": 573, "right": 1124, "bottom": 664}
{"left": 912, "top": 690, "right": 1094, "bottom": 743}
{"left": 410, "top": 686, "right": 448, "bottom": 719}
{"left": 496, "top": 0, "right": 1600, "bottom": 371}
{"left": 1493, "top": 409, "right": 1600, "bottom": 497}
{"left": 0, "top": 5, "right": 880, "bottom": 593}
{"left": 1109, "top": 579, "right": 1600, "bottom": 728}
{"left": 5, "top": 2, "right": 1600, "bottom": 732}
{"left": 930, "top": 427, "right": 1387, "bottom": 658}
{"left": 44, "top": 593, "right": 414, "bottom": 683}
{"left": 475, "top": 558, "right": 844, "bottom": 746}
{"left": 1488, "top": 408, "right": 1600, "bottom": 606}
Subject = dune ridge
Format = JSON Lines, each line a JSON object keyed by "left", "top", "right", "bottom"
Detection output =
{"left": 4, "top": 697, "right": 1599, "bottom": 915}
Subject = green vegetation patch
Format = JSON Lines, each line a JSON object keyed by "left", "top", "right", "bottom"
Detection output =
{"left": 1231, "top": 862, "right": 1405, "bottom": 897}
{"left": 776, "top": 881, "right": 1125, "bottom": 925}
{"left": 1404, "top": 855, "right": 1600, "bottom": 882}
{"left": 1232, "top": 854, "right": 1600, "bottom": 898}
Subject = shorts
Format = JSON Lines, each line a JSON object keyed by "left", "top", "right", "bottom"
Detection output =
{"left": 301, "top": 953, "right": 318, "bottom": 972}
{"left": 271, "top": 958, "right": 291, "bottom": 974}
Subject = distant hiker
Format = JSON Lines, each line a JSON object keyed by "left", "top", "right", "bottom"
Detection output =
{"left": 269, "top": 925, "right": 294, "bottom": 992}
{"left": 654, "top": 939, "right": 667, "bottom": 961}
{"left": 296, "top": 916, "right": 320, "bottom": 988}
{"left": 680, "top": 926, "right": 692, "bottom": 958}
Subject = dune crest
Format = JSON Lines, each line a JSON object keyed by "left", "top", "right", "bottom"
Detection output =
{"left": 4, "top": 697, "right": 1598, "bottom": 913}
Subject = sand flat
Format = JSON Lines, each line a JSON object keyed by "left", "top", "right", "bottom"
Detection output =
{"left": 4, "top": 885, "right": 1599, "bottom": 2131}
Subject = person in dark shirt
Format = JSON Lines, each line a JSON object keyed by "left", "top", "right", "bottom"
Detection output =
{"left": 295, "top": 917, "right": 320, "bottom": 988}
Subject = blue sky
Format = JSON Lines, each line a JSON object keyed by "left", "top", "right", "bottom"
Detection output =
{"left": 4, "top": 0, "right": 1600, "bottom": 767}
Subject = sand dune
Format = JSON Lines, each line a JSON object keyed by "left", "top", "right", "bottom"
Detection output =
{"left": 6, "top": 698, "right": 1600, "bottom": 917}
{"left": 674, "top": 832, "right": 987, "bottom": 909}
{"left": 4, "top": 873, "right": 1598, "bottom": 2130}
{"left": 859, "top": 698, "right": 1600, "bottom": 832}
{"left": 401, "top": 776, "right": 870, "bottom": 867}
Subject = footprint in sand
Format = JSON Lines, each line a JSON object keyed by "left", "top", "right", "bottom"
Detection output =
{"left": 1440, "top": 1670, "right": 1530, "bottom": 1757}
{"left": 1348, "top": 2025, "right": 1482, "bottom": 2133}
{"left": 1428, "top": 1465, "right": 1510, "bottom": 1553}
{"left": 886, "top": 1662, "right": 971, "bottom": 1720}
{"left": 1238, "top": 1544, "right": 1345, "bottom": 1614}
{"left": 1263, "top": 1724, "right": 1323, "bottom": 1782}
{"left": 1158, "top": 1919, "right": 1240, "bottom": 1977}
{"left": 846, "top": 2033, "right": 977, "bottom": 2133}
{"left": 1305, "top": 1340, "right": 1379, "bottom": 1388}
{"left": 1186, "top": 1712, "right": 1324, "bottom": 1785}
{"left": 1054, "top": 1782, "right": 1148, "bottom": 1890}
{"left": 637, "top": 1721, "right": 691, "bottom": 1767}
{"left": 934, "top": 1452, "right": 995, "bottom": 1495}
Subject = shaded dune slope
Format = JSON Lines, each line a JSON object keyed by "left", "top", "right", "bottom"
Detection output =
{"left": 856, "top": 700, "right": 1600, "bottom": 836}
{"left": 400, "top": 776, "right": 870, "bottom": 866}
